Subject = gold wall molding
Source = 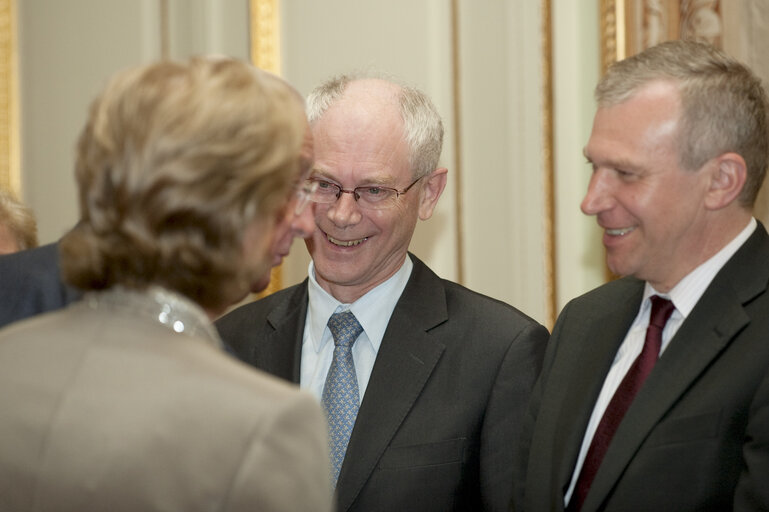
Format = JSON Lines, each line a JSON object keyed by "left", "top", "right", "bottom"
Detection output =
{"left": 600, "top": 0, "right": 622, "bottom": 73}
{"left": 0, "top": 0, "right": 18, "bottom": 195}
{"left": 450, "top": 0, "right": 465, "bottom": 286}
{"left": 250, "top": 0, "right": 282, "bottom": 295}
{"left": 250, "top": 0, "right": 281, "bottom": 75}
{"left": 601, "top": 0, "right": 722, "bottom": 74}
{"left": 542, "top": 0, "right": 556, "bottom": 327}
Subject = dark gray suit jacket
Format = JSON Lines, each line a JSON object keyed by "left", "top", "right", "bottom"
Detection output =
{"left": 0, "top": 242, "right": 81, "bottom": 329}
{"left": 217, "top": 254, "right": 549, "bottom": 512}
{"left": 521, "top": 224, "right": 769, "bottom": 511}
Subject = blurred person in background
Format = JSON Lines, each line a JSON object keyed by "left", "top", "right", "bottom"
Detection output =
{"left": 0, "top": 188, "right": 38, "bottom": 255}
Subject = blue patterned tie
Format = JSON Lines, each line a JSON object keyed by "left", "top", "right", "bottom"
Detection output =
{"left": 321, "top": 311, "right": 364, "bottom": 486}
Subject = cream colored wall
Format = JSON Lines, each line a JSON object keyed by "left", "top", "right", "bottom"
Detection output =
{"left": 552, "top": 0, "right": 605, "bottom": 312}
{"left": 18, "top": 1, "right": 161, "bottom": 244}
{"left": 16, "top": 0, "right": 249, "bottom": 246}
{"left": 457, "top": 1, "right": 548, "bottom": 323}
{"left": 14, "top": 0, "right": 608, "bottom": 327}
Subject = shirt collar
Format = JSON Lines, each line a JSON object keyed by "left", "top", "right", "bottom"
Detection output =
{"left": 644, "top": 217, "right": 757, "bottom": 317}
{"left": 306, "top": 255, "right": 414, "bottom": 353}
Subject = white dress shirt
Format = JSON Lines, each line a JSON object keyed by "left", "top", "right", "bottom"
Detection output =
{"left": 564, "top": 217, "right": 757, "bottom": 505}
{"left": 300, "top": 255, "right": 413, "bottom": 404}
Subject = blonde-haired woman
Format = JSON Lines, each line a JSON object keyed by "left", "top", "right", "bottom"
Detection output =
{"left": 0, "top": 57, "right": 330, "bottom": 512}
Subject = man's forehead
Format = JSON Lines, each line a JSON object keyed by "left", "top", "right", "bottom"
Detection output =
{"left": 318, "top": 95, "right": 402, "bottom": 130}
{"left": 344, "top": 78, "right": 401, "bottom": 98}
{"left": 310, "top": 102, "right": 406, "bottom": 157}
{"left": 315, "top": 79, "right": 402, "bottom": 124}
{"left": 600, "top": 79, "right": 682, "bottom": 110}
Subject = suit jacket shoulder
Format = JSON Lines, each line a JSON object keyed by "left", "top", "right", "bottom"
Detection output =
{"left": 523, "top": 223, "right": 769, "bottom": 511}
{"left": 338, "top": 255, "right": 549, "bottom": 511}
{"left": 0, "top": 242, "right": 81, "bottom": 328}
{"left": 0, "top": 303, "right": 332, "bottom": 511}
{"left": 403, "top": 254, "right": 548, "bottom": 354}
{"left": 217, "top": 283, "right": 307, "bottom": 381}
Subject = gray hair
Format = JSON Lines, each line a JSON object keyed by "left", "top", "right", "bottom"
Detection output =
{"left": 306, "top": 72, "right": 444, "bottom": 179}
{"left": 596, "top": 40, "right": 769, "bottom": 206}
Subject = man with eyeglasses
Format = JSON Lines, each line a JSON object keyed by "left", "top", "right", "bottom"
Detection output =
{"left": 216, "top": 73, "right": 549, "bottom": 512}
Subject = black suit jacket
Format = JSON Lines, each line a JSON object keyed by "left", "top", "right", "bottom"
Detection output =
{"left": 0, "top": 242, "right": 81, "bottom": 329}
{"left": 217, "top": 255, "right": 549, "bottom": 512}
{"left": 521, "top": 224, "right": 769, "bottom": 511}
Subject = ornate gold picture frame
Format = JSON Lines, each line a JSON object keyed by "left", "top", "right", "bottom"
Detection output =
{"left": 600, "top": 0, "right": 723, "bottom": 73}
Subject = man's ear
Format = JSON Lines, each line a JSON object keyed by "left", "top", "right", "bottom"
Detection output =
{"left": 704, "top": 152, "right": 747, "bottom": 210}
{"left": 418, "top": 168, "right": 448, "bottom": 220}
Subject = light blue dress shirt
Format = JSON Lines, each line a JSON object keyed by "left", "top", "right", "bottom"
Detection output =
{"left": 300, "top": 255, "right": 414, "bottom": 404}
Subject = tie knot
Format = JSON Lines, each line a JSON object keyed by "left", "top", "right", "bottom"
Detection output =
{"left": 649, "top": 295, "right": 675, "bottom": 330}
{"left": 327, "top": 311, "right": 363, "bottom": 348}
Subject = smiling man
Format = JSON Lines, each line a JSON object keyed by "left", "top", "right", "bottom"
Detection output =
{"left": 217, "top": 73, "right": 549, "bottom": 512}
{"left": 520, "top": 40, "right": 769, "bottom": 511}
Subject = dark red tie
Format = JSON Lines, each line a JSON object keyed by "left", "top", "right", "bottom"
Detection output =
{"left": 569, "top": 295, "right": 675, "bottom": 511}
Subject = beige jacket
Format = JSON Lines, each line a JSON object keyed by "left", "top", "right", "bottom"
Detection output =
{"left": 0, "top": 297, "right": 332, "bottom": 512}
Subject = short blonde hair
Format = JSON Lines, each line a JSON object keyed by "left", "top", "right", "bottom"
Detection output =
{"left": 0, "top": 188, "right": 37, "bottom": 251}
{"left": 60, "top": 57, "right": 307, "bottom": 311}
{"left": 597, "top": 40, "right": 769, "bottom": 206}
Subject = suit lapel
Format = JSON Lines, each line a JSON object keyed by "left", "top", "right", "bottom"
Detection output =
{"left": 254, "top": 282, "right": 309, "bottom": 383}
{"left": 548, "top": 280, "right": 644, "bottom": 500}
{"left": 335, "top": 256, "right": 447, "bottom": 511}
{"left": 584, "top": 224, "right": 769, "bottom": 510}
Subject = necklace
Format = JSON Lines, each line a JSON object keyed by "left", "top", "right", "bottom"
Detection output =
{"left": 85, "top": 286, "right": 221, "bottom": 346}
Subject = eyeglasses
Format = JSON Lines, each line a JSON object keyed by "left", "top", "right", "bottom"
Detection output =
{"left": 292, "top": 178, "right": 319, "bottom": 215}
{"left": 305, "top": 175, "right": 424, "bottom": 210}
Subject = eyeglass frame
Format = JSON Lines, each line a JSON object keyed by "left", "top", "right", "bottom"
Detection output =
{"left": 304, "top": 174, "right": 425, "bottom": 210}
{"left": 291, "top": 178, "right": 319, "bottom": 215}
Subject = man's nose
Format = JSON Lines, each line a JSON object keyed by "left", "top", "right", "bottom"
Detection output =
{"left": 326, "top": 191, "right": 362, "bottom": 227}
{"left": 581, "top": 169, "right": 614, "bottom": 216}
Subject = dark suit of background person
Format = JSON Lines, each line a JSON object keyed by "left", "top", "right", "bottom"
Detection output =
{"left": 217, "top": 74, "right": 549, "bottom": 512}
{"left": 0, "top": 242, "right": 81, "bottom": 329}
{"left": 0, "top": 192, "right": 76, "bottom": 329}
{"left": 0, "top": 58, "right": 332, "bottom": 512}
{"left": 520, "top": 41, "right": 769, "bottom": 511}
